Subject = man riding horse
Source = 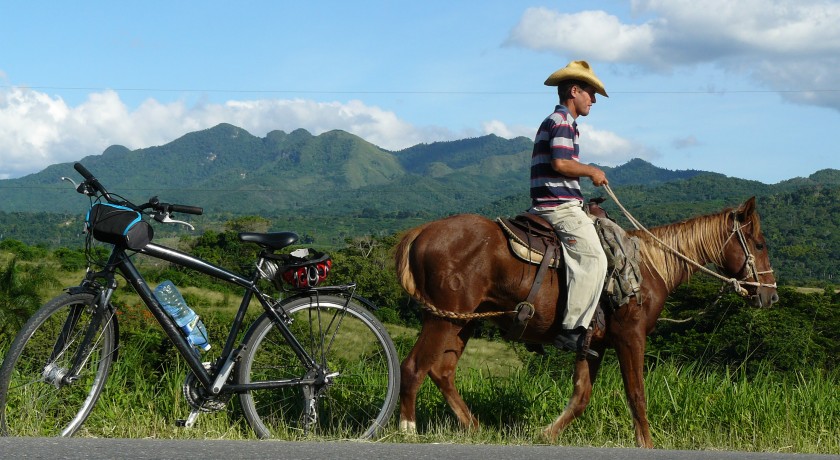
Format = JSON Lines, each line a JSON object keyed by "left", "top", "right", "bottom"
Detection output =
{"left": 528, "top": 60, "right": 610, "bottom": 357}
{"left": 394, "top": 60, "right": 778, "bottom": 448}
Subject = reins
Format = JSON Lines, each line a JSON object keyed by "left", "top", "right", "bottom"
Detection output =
{"left": 602, "top": 184, "right": 776, "bottom": 297}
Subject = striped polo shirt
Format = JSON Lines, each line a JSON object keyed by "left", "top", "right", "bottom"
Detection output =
{"left": 530, "top": 104, "right": 582, "bottom": 208}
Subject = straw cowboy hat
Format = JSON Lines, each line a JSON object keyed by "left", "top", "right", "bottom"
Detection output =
{"left": 544, "top": 60, "right": 608, "bottom": 97}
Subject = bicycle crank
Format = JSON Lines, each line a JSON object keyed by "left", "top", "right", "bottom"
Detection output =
{"left": 178, "top": 361, "right": 231, "bottom": 428}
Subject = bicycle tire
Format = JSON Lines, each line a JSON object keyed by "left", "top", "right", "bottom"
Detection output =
{"left": 236, "top": 294, "right": 399, "bottom": 440}
{"left": 0, "top": 292, "right": 116, "bottom": 436}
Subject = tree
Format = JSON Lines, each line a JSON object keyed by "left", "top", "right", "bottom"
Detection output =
{"left": 0, "top": 258, "right": 60, "bottom": 340}
{"left": 330, "top": 234, "right": 414, "bottom": 325}
{"left": 224, "top": 216, "right": 271, "bottom": 233}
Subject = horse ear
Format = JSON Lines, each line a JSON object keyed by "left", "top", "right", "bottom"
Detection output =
{"left": 736, "top": 197, "right": 757, "bottom": 221}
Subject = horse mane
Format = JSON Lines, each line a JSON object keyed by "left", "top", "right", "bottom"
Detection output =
{"left": 630, "top": 207, "right": 736, "bottom": 289}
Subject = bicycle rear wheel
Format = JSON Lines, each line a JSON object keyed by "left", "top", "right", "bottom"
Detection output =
{"left": 237, "top": 294, "right": 399, "bottom": 439}
{"left": 0, "top": 292, "right": 116, "bottom": 436}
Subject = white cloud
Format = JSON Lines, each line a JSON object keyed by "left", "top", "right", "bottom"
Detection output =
{"left": 672, "top": 135, "right": 701, "bottom": 150}
{"left": 578, "top": 123, "right": 658, "bottom": 166}
{"left": 481, "top": 120, "right": 532, "bottom": 139}
{"left": 479, "top": 119, "right": 654, "bottom": 166}
{"left": 507, "top": 1, "right": 840, "bottom": 110}
{"left": 505, "top": 7, "right": 654, "bottom": 63}
{"left": 632, "top": 0, "right": 840, "bottom": 56}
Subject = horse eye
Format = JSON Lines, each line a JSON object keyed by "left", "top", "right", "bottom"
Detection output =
{"left": 755, "top": 243, "right": 765, "bottom": 250}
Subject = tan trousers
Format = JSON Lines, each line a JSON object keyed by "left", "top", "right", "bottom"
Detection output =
{"left": 529, "top": 201, "right": 608, "bottom": 330}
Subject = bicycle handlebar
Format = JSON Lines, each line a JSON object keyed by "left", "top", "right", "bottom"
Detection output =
{"left": 73, "top": 162, "right": 204, "bottom": 216}
{"left": 169, "top": 204, "right": 204, "bottom": 216}
{"left": 73, "top": 162, "right": 95, "bottom": 182}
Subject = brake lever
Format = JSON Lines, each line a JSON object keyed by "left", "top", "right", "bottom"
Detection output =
{"left": 61, "top": 176, "right": 78, "bottom": 188}
{"left": 61, "top": 176, "right": 96, "bottom": 196}
{"left": 153, "top": 212, "right": 196, "bottom": 231}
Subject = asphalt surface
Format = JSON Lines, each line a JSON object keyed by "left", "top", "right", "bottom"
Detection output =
{"left": 0, "top": 438, "right": 837, "bottom": 460}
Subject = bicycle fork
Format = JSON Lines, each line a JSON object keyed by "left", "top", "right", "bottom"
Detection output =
{"left": 44, "top": 284, "right": 116, "bottom": 389}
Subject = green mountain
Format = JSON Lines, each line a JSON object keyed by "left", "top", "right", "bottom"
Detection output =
{"left": 601, "top": 158, "right": 705, "bottom": 185}
{"left": 0, "top": 122, "right": 835, "bottom": 223}
{"left": 396, "top": 134, "right": 532, "bottom": 174}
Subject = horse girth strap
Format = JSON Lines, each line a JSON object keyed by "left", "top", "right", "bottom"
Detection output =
{"left": 503, "top": 242, "right": 558, "bottom": 340}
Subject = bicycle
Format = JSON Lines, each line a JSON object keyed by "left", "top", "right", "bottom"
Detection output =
{"left": 0, "top": 163, "right": 400, "bottom": 439}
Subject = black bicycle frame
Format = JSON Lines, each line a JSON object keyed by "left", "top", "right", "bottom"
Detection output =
{"left": 85, "top": 242, "right": 331, "bottom": 395}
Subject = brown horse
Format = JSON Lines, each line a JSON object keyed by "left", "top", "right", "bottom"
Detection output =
{"left": 394, "top": 197, "right": 777, "bottom": 448}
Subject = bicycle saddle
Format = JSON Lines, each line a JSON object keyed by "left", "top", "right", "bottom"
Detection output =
{"left": 239, "top": 232, "right": 300, "bottom": 250}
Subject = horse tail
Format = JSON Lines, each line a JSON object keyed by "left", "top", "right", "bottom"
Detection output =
{"left": 394, "top": 223, "right": 428, "bottom": 300}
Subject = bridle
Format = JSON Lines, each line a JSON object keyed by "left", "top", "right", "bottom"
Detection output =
{"left": 727, "top": 213, "right": 776, "bottom": 287}
{"left": 721, "top": 212, "right": 776, "bottom": 304}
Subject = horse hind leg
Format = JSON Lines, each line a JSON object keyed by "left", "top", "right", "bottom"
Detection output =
{"left": 399, "top": 318, "right": 478, "bottom": 433}
{"left": 428, "top": 330, "right": 479, "bottom": 431}
{"left": 398, "top": 350, "right": 420, "bottom": 433}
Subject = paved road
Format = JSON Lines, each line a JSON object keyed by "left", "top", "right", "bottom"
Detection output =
{"left": 0, "top": 438, "right": 837, "bottom": 460}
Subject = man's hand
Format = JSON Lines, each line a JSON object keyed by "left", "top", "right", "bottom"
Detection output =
{"left": 589, "top": 168, "right": 608, "bottom": 187}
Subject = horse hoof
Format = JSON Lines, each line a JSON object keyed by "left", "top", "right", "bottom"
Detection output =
{"left": 540, "top": 426, "right": 557, "bottom": 443}
{"left": 399, "top": 420, "right": 417, "bottom": 434}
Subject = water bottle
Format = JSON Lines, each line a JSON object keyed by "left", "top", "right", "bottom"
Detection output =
{"left": 153, "top": 280, "right": 211, "bottom": 353}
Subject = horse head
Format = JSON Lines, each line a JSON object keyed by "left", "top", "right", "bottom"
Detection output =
{"left": 720, "top": 197, "right": 779, "bottom": 307}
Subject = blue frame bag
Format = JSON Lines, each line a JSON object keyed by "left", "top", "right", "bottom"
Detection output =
{"left": 85, "top": 203, "right": 153, "bottom": 250}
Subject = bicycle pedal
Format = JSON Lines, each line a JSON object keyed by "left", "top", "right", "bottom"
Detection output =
{"left": 176, "top": 410, "right": 201, "bottom": 428}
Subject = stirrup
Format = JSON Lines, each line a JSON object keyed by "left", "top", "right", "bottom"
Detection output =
{"left": 553, "top": 331, "right": 599, "bottom": 358}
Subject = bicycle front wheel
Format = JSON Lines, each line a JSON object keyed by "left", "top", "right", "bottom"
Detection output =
{"left": 0, "top": 292, "right": 116, "bottom": 436}
{"left": 237, "top": 294, "right": 399, "bottom": 440}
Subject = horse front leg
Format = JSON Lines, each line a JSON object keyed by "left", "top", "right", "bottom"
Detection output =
{"left": 542, "top": 353, "right": 604, "bottom": 441}
{"left": 614, "top": 330, "right": 654, "bottom": 448}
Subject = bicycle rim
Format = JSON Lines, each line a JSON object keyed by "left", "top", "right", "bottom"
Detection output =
{"left": 237, "top": 294, "right": 399, "bottom": 439}
{"left": 0, "top": 292, "right": 115, "bottom": 436}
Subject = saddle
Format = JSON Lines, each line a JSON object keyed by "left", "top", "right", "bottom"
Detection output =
{"left": 496, "top": 212, "right": 563, "bottom": 268}
{"left": 496, "top": 199, "right": 610, "bottom": 268}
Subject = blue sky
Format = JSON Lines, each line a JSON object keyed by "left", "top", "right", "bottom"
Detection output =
{"left": 1, "top": 0, "right": 839, "bottom": 183}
